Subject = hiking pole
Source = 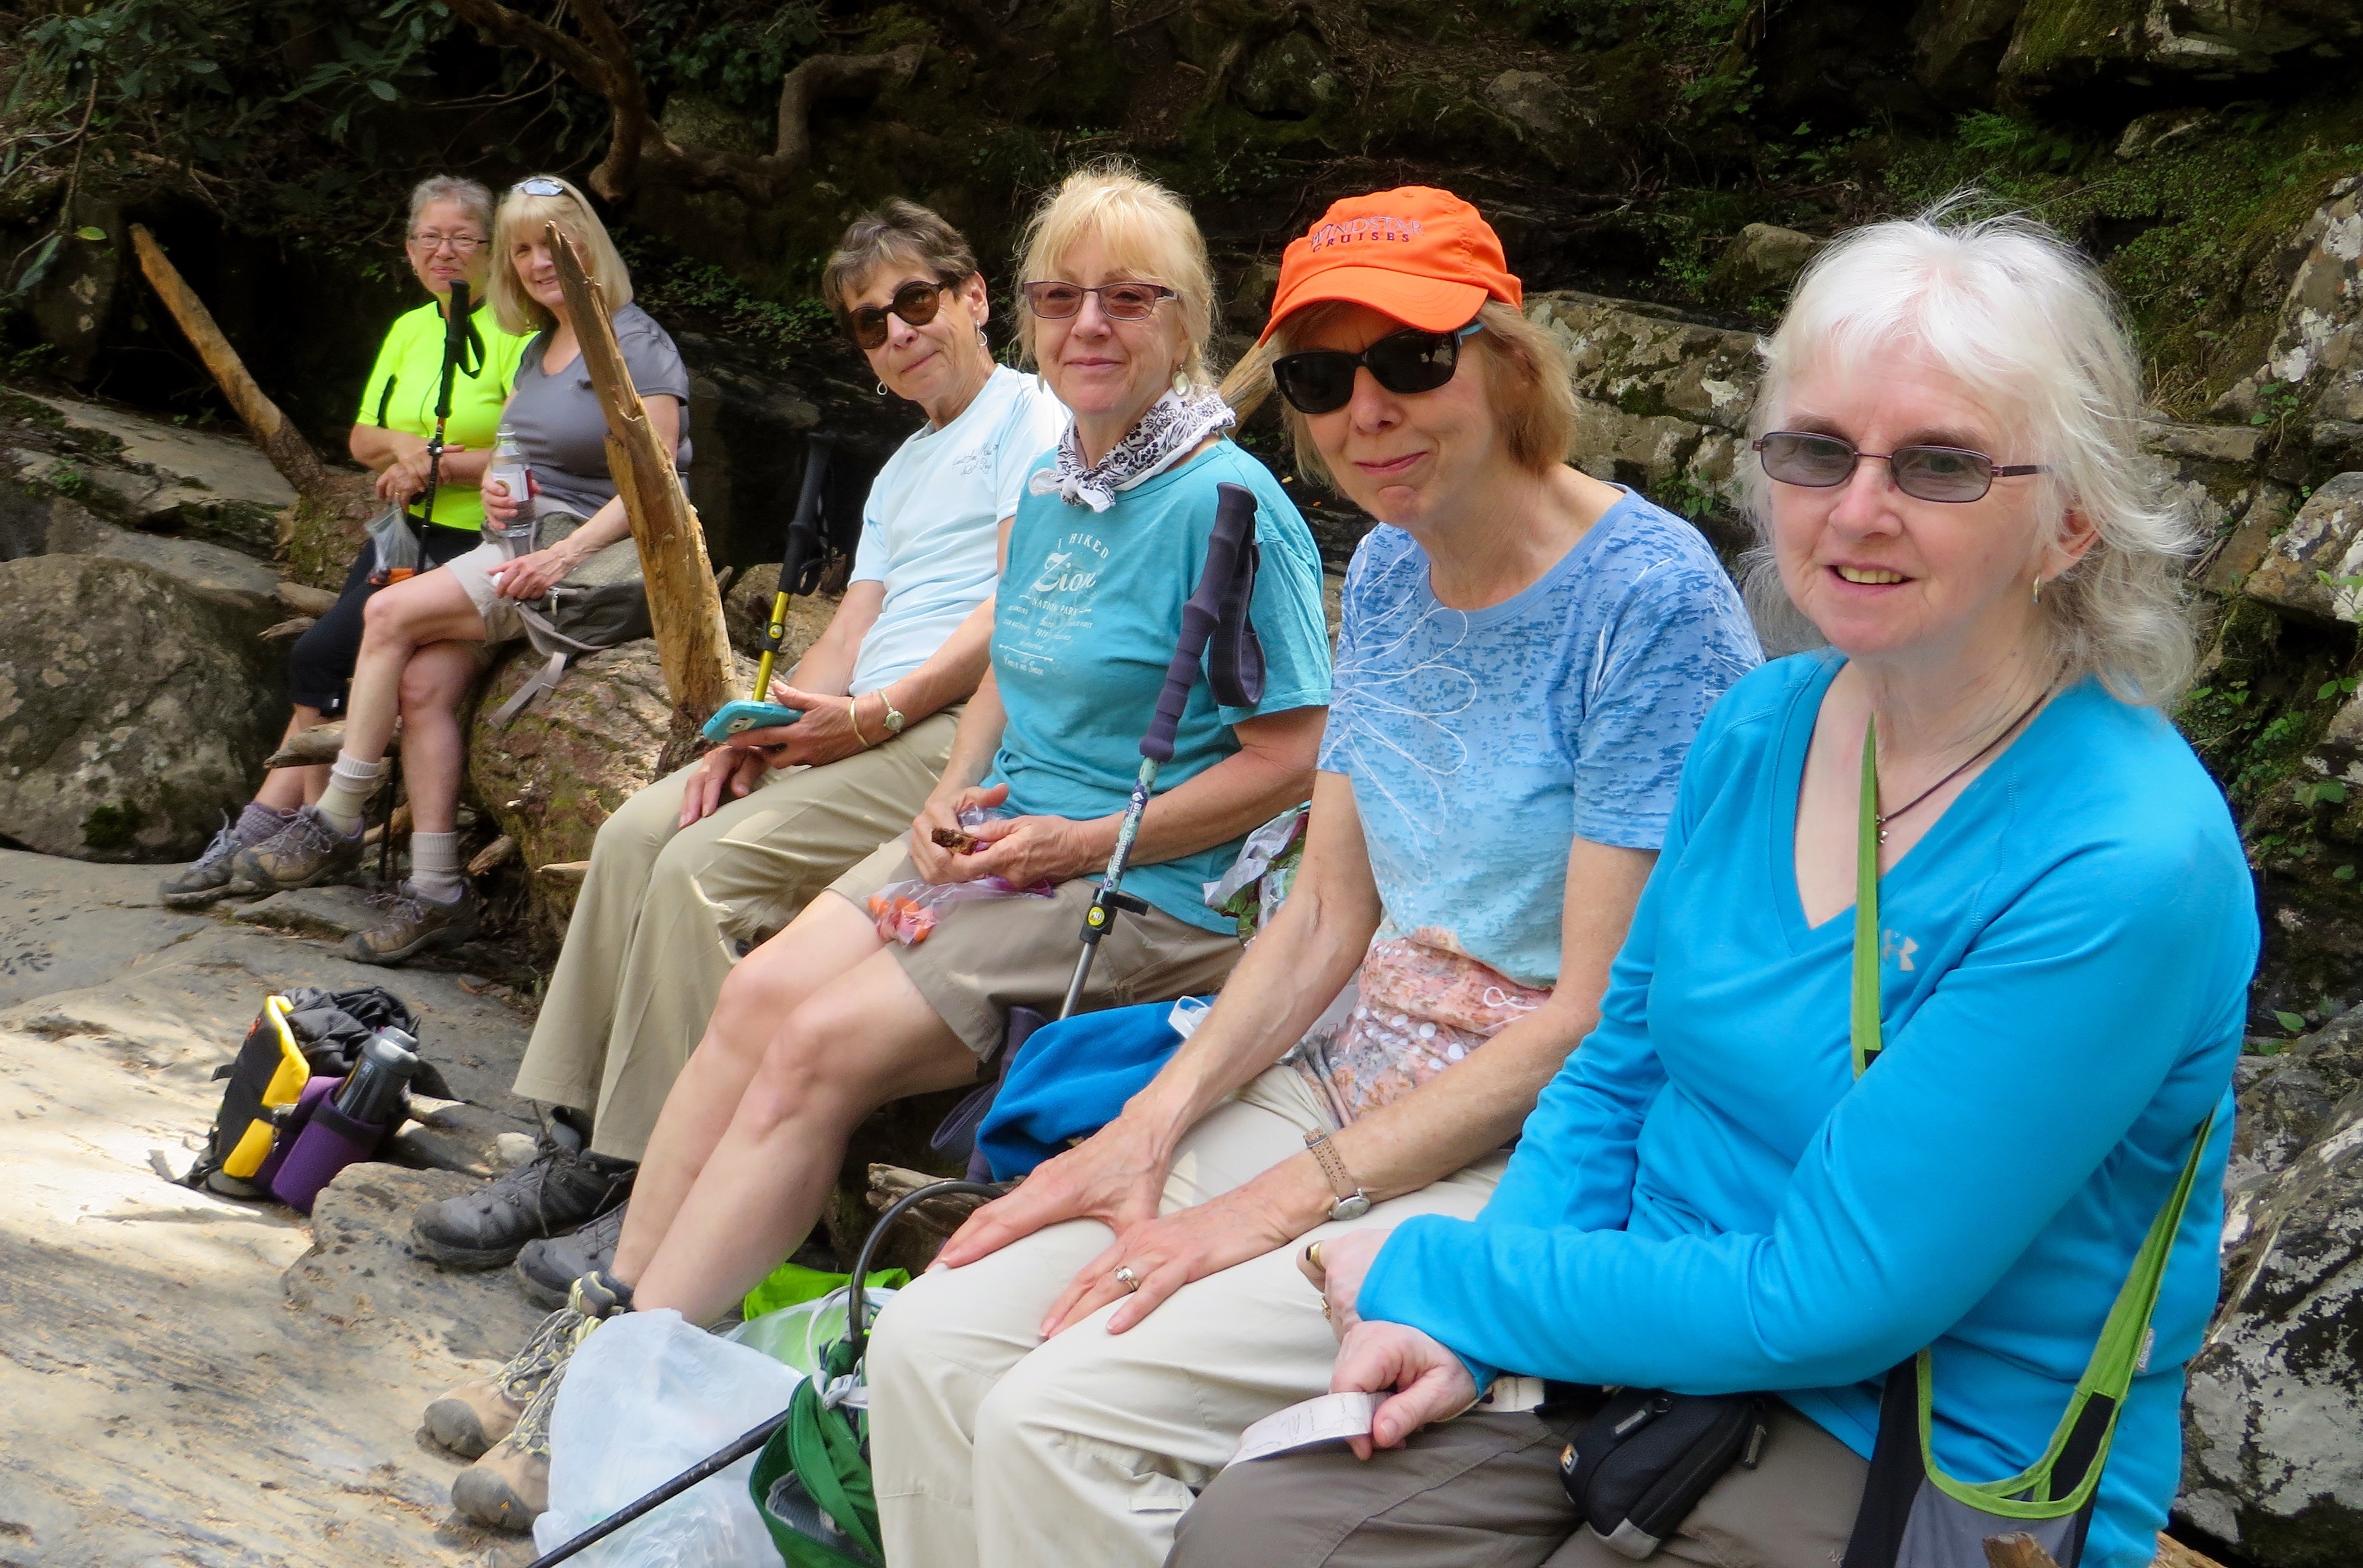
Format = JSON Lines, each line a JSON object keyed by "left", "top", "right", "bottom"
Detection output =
{"left": 416, "top": 277, "right": 472, "bottom": 532}
{"left": 1057, "top": 480, "right": 1261, "bottom": 1021}
{"left": 519, "top": 1178, "right": 1003, "bottom": 1568}
{"left": 702, "top": 431, "right": 837, "bottom": 743}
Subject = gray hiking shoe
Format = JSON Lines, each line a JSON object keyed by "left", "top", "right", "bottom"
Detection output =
{"left": 229, "top": 804, "right": 364, "bottom": 893}
{"left": 515, "top": 1201, "right": 629, "bottom": 1310}
{"left": 343, "top": 881, "right": 480, "bottom": 966}
{"left": 422, "top": 1303, "right": 583, "bottom": 1460}
{"left": 160, "top": 810, "right": 284, "bottom": 907}
{"left": 412, "top": 1116, "right": 635, "bottom": 1270}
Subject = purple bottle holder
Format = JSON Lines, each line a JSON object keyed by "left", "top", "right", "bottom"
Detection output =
{"left": 269, "top": 1079, "right": 392, "bottom": 1215}
{"left": 253, "top": 1075, "right": 339, "bottom": 1192}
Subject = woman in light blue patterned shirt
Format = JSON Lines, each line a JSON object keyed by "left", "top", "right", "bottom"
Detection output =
{"left": 864, "top": 186, "right": 1760, "bottom": 1568}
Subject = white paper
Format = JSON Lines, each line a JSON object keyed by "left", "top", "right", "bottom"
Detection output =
{"left": 1228, "top": 1391, "right": 1383, "bottom": 1466}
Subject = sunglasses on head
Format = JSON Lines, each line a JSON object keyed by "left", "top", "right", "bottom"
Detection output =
{"left": 847, "top": 276, "right": 968, "bottom": 351}
{"left": 1270, "top": 324, "right": 1480, "bottom": 415}
{"left": 511, "top": 176, "right": 569, "bottom": 198}
{"left": 1753, "top": 431, "right": 2046, "bottom": 504}
{"left": 1019, "top": 281, "right": 1176, "bottom": 321}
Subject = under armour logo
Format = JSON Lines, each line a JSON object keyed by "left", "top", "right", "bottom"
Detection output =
{"left": 1881, "top": 930, "right": 1919, "bottom": 972}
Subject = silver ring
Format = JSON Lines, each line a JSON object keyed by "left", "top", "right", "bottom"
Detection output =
{"left": 1113, "top": 1265, "right": 1141, "bottom": 1294}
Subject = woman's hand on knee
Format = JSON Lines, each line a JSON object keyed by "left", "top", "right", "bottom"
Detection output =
{"left": 933, "top": 1113, "right": 1170, "bottom": 1274}
{"left": 680, "top": 745, "right": 769, "bottom": 827}
{"left": 1044, "top": 1188, "right": 1301, "bottom": 1338}
{"left": 1332, "top": 1321, "right": 1478, "bottom": 1458}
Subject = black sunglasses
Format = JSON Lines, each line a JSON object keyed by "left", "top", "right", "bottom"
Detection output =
{"left": 1753, "top": 431, "right": 2047, "bottom": 504}
{"left": 1270, "top": 325, "right": 1478, "bottom": 415}
{"left": 847, "top": 276, "right": 967, "bottom": 351}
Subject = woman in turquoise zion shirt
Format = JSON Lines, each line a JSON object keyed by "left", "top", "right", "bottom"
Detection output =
{"left": 1175, "top": 208, "right": 2256, "bottom": 1568}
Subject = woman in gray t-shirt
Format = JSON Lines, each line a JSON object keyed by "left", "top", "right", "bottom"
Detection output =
{"left": 228, "top": 175, "right": 688, "bottom": 967}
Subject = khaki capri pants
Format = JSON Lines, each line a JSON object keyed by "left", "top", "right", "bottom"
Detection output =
{"left": 511, "top": 709, "right": 960, "bottom": 1160}
{"left": 865, "top": 1062, "right": 1509, "bottom": 1568}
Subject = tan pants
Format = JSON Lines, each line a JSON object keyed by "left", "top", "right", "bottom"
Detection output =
{"left": 865, "top": 1064, "right": 1507, "bottom": 1568}
{"left": 1170, "top": 1399, "right": 1866, "bottom": 1568}
{"left": 509, "top": 709, "right": 958, "bottom": 1160}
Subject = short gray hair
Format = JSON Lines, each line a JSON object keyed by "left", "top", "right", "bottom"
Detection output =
{"left": 1743, "top": 196, "right": 2196, "bottom": 704}
{"left": 405, "top": 175, "right": 494, "bottom": 238}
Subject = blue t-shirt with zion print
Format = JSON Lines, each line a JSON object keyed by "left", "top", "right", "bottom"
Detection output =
{"left": 987, "top": 440, "right": 1333, "bottom": 934}
{"left": 1321, "top": 489, "right": 1760, "bottom": 987}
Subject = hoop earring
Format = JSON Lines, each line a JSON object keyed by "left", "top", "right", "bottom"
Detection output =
{"left": 2032, "top": 576, "right": 2044, "bottom": 606}
{"left": 876, "top": 380, "right": 888, "bottom": 397}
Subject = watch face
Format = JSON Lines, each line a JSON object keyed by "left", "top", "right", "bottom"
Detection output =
{"left": 1333, "top": 1193, "right": 1372, "bottom": 1221}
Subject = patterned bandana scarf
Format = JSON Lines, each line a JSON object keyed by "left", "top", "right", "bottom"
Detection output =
{"left": 1030, "top": 386, "right": 1237, "bottom": 512}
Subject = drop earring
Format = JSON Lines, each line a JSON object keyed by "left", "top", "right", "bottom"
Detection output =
{"left": 876, "top": 380, "right": 888, "bottom": 397}
{"left": 1172, "top": 369, "right": 1190, "bottom": 396}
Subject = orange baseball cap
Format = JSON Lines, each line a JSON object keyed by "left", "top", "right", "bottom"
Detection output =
{"left": 1257, "top": 187, "right": 1522, "bottom": 344}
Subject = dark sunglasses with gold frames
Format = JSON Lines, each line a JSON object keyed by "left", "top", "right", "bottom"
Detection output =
{"left": 844, "top": 273, "right": 975, "bottom": 351}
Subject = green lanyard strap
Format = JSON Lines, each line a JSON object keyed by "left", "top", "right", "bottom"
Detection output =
{"left": 1852, "top": 717, "right": 2214, "bottom": 1517}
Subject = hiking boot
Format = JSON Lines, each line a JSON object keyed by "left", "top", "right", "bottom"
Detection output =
{"left": 451, "top": 1277, "right": 632, "bottom": 1531}
{"left": 422, "top": 1304, "right": 582, "bottom": 1460}
{"left": 343, "top": 881, "right": 481, "bottom": 966}
{"left": 515, "top": 1201, "right": 628, "bottom": 1310}
{"left": 160, "top": 808, "right": 287, "bottom": 907}
{"left": 412, "top": 1116, "right": 635, "bottom": 1271}
{"left": 450, "top": 1312, "right": 603, "bottom": 1531}
{"left": 228, "top": 804, "right": 364, "bottom": 894}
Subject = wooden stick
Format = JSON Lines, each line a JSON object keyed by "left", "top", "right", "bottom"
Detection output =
{"left": 2152, "top": 1534, "right": 2231, "bottom": 1568}
{"left": 545, "top": 224, "right": 734, "bottom": 750}
{"left": 127, "top": 226, "right": 328, "bottom": 496}
{"left": 1983, "top": 1535, "right": 2062, "bottom": 1568}
{"left": 467, "top": 835, "right": 520, "bottom": 877}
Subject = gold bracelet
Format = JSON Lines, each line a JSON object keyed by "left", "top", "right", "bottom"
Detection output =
{"left": 847, "top": 695, "right": 873, "bottom": 747}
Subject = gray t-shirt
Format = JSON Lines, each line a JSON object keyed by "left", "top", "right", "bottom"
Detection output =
{"left": 506, "top": 301, "right": 693, "bottom": 518}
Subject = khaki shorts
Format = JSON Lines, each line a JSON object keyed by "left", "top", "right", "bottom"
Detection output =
{"left": 828, "top": 839, "right": 1243, "bottom": 1056}
{"left": 443, "top": 538, "right": 529, "bottom": 644}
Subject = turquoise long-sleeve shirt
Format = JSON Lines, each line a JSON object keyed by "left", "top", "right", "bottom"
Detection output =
{"left": 1360, "top": 653, "right": 2256, "bottom": 1568}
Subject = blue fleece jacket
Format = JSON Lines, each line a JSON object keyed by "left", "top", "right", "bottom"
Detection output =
{"left": 1360, "top": 652, "right": 2256, "bottom": 1568}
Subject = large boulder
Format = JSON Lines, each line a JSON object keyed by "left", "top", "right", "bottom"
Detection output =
{"left": 0, "top": 554, "right": 281, "bottom": 861}
{"left": 2242, "top": 472, "right": 2363, "bottom": 623}
{"left": 2183, "top": 1074, "right": 2363, "bottom": 1565}
{"left": 1999, "top": 0, "right": 2363, "bottom": 107}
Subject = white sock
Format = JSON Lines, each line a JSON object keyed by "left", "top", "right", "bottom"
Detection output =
{"left": 314, "top": 753, "right": 383, "bottom": 835}
{"left": 409, "top": 831, "right": 464, "bottom": 902}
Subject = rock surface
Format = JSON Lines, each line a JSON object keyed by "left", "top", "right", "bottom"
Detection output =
{"left": 0, "top": 554, "right": 283, "bottom": 862}
{"left": 1705, "top": 223, "right": 1823, "bottom": 308}
{"left": 0, "top": 848, "right": 543, "bottom": 1568}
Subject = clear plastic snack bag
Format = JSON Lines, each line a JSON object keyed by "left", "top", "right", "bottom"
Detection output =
{"left": 868, "top": 805, "right": 1054, "bottom": 946}
{"left": 726, "top": 1283, "right": 900, "bottom": 1379}
{"left": 364, "top": 501, "right": 422, "bottom": 586}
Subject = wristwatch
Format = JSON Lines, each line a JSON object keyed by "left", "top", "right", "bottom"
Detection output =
{"left": 876, "top": 688, "right": 907, "bottom": 736}
{"left": 1304, "top": 1129, "right": 1371, "bottom": 1221}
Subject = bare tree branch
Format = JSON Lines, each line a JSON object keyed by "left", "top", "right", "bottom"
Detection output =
{"left": 440, "top": 0, "right": 921, "bottom": 206}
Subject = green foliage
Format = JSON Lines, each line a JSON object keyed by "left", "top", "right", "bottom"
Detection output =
{"left": 2274, "top": 1009, "right": 2308, "bottom": 1036}
{"left": 615, "top": 233, "right": 836, "bottom": 354}
{"left": 630, "top": 0, "right": 824, "bottom": 115}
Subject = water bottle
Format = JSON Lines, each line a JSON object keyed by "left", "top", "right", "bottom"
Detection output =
{"left": 486, "top": 428, "right": 536, "bottom": 559}
{"left": 334, "top": 1026, "right": 421, "bottom": 1129}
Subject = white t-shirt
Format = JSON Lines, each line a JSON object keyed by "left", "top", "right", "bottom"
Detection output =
{"left": 846, "top": 366, "right": 1069, "bottom": 695}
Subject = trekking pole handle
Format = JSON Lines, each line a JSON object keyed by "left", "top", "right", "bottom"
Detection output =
{"left": 1142, "top": 482, "right": 1258, "bottom": 765}
{"left": 418, "top": 279, "right": 470, "bottom": 532}
{"left": 846, "top": 1179, "right": 1007, "bottom": 1359}
{"left": 778, "top": 431, "right": 837, "bottom": 605}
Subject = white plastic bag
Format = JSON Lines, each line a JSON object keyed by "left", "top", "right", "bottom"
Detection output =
{"left": 535, "top": 1308, "right": 801, "bottom": 1567}
{"left": 724, "top": 1285, "right": 897, "bottom": 1379}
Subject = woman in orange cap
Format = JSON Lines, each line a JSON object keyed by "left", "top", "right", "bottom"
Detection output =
{"left": 864, "top": 186, "right": 1761, "bottom": 1568}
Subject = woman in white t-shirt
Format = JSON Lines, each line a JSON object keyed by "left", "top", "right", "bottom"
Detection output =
{"left": 409, "top": 203, "right": 1067, "bottom": 1498}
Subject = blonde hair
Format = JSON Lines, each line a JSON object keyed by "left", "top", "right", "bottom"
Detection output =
{"left": 1013, "top": 161, "right": 1216, "bottom": 388}
{"left": 1743, "top": 195, "right": 2196, "bottom": 703}
{"left": 489, "top": 175, "right": 634, "bottom": 337}
{"left": 1220, "top": 299, "right": 1577, "bottom": 488}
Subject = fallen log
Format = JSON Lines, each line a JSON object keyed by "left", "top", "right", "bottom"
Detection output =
{"left": 548, "top": 223, "right": 733, "bottom": 772}
{"left": 2152, "top": 1535, "right": 2228, "bottom": 1568}
{"left": 275, "top": 580, "right": 340, "bottom": 618}
{"left": 360, "top": 802, "right": 412, "bottom": 849}
{"left": 258, "top": 616, "right": 316, "bottom": 642}
{"left": 536, "top": 860, "right": 592, "bottom": 885}
{"left": 466, "top": 835, "right": 519, "bottom": 876}
{"left": 866, "top": 1162, "right": 997, "bottom": 1240}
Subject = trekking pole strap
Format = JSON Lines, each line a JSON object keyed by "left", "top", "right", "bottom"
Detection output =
{"left": 417, "top": 279, "right": 472, "bottom": 533}
{"left": 1143, "top": 481, "right": 1262, "bottom": 764}
{"left": 753, "top": 433, "right": 837, "bottom": 698}
{"left": 845, "top": 1179, "right": 1007, "bottom": 1359}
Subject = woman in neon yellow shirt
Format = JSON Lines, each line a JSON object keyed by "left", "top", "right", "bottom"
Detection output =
{"left": 159, "top": 175, "right": 529, "bottom": 907}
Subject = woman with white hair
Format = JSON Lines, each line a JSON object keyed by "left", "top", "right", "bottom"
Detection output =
{"left": 231, "top": 175, "right": 689, "bottom": 964}
{"left": 1173, "top": 203, "right": 2256, "bottom": 1568}
{"left": 160, "top": 175, "right": 530, "bottom": 909}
